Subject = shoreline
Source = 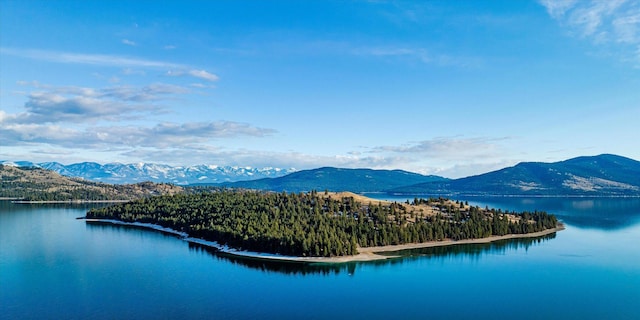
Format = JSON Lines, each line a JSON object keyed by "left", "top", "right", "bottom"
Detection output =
{"left": 83, "top": 218, "right": 565, "bottom": 264}
{"left": 357, "top": 223, "right": 565, "bottom": 254}
{"left": 385, "top": 193, "right": 640, "bottom": 198}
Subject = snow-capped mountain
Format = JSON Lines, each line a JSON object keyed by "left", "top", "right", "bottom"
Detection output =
{"left": 0, "top": 161, "right": 296, "bottom": 185}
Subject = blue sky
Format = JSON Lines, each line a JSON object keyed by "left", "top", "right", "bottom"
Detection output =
{"left": 1, "top": 0, "right": 639, "bottom": 178}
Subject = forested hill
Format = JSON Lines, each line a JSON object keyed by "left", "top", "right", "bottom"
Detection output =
{"left": 391, "top": 154, "right": 640, "bottom": 196}
{"left": 222, "top": 167, "right": 448, "bottom": 192}
{"left": 86, "top": 190, "right": 558, "bottom": 257}
{"left": 0, "top": 165, "right": 183, "bottom": 201}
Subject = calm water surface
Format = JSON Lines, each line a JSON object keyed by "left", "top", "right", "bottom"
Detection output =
{"left": 1, "top": 198, "right": 639, "bottom": 319}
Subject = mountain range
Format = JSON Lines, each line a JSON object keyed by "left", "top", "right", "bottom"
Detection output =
{"left": 223, "top": 167, "right": 448, "bottom": 193}
{"left": 0, "top": 161, "right": 295, "bottom": 185}
{"left": 3, "top": 154, "right": 639, "bottom": 196}
{"left": 390, "top": 154, "right": 640, "bottom": 196}
{"left": 223, "top": 154, "right": 640, "bottom": 196}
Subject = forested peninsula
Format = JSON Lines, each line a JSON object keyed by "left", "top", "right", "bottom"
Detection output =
{"left": 86, "top": 190, "right": 560, "bottom": 259}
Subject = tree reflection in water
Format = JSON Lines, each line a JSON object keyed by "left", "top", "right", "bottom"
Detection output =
{"left": 187, "top": 233, "right": 556, "bottom": 276}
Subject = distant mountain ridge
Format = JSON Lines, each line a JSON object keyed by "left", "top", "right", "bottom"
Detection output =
{"left": 0, "top": 161, "right": 296, "bottom": 185}
{"left": 224, "top": 167, "right": 448, "bottom": 193}
{"left": 391, "top": 154, "right": 640, "bottom": 196}
{"left": 4, "top": 154, "right": 638, "bottom": 196}
{"left": 0, "top": 165, "right": 183, "bottom": 201}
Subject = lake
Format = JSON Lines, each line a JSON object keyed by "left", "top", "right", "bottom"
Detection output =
{"left": 1, "top": 197, "right": 639, "bottom": 319}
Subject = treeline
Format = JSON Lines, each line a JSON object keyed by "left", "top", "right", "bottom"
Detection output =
{"left": 0, "top": 183, "right": 129, "bottom": 201}
{"left": 87, "top": 190, "right": 558, "bottom": 257}
{"left": 0, "top": 179, "right": 157, "bottom": 201}
{"left": 0, "top": 179, "right": 126, "bottom": 201}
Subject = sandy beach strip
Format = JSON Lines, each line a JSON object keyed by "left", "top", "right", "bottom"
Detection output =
{"left": 83, "top": 219, "right": 564, "bottom": 264}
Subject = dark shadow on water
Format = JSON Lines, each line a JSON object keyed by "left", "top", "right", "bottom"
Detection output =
{"left": 378, "top": 233, "right": 556, "bottom": 260}
{"left": 85, "top": 219, "right": 558, "bottom": 277}
{"left": 188, "top": 242, "right": 359, "bottom": 276}
{"left": 85, "top": 221, "right": 186, "bottom": 239}
{"left": 188, "top": 233, "right": 557, "bottom": 276}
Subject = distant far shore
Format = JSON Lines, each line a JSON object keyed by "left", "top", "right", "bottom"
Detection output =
{"left": 384, "top": 193, "right": 640, "bottom": 198}
{"left": 83, "top": 218, "right": 565, "bottom": 264}
{"left": 11, "top": 200, "right": 131, "bottom": 204}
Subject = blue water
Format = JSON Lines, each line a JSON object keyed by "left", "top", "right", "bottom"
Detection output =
{"left": 1, "top": 198, "right": 639, "bottom": 319}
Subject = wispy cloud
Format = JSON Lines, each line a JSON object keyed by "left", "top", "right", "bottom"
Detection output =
{"left": 0, "top": 121, "right": 81, "bottom": 146}
{"left": 120, "top": 147, "right": 403, "bottom": 170}
{"left": 0, "top": 48, "right": 183, "bottom": 69}
{"left": 367, "top": 1, "right": 438, "bottom": 26}
{"left": 122, "top": 68, "right": 146, "bottom": 76}
{"left": 539, "top": 0, "right": 640, "bottom": 65}
{"left": 167, "top": 69, "right": 219, "bottom": 82}
{"left": 352, "top": 136, "right": 514, "bottom": 177}
{"left": 0, "top": 47, "right": 220, "bottom": 79}
{"left": 94, "top": 121, "right": 276, "bottom": 148}
{"left": 189, "top": 83, "right": 216, "bottom": 89}
{"left": 349, "top": 45, "right": 482, "bottom": 68}
{"left": 1, "top": 80, "right": 277, "bottom": 161}
{"left": 121, "top": 39, "right": 137, "bottom": 46}
{"left": 0, "top": 121, "right": 276, "bottom": 149}
{"left": 115, "top": 142, "right": 511, "bottom": 178}
{"left": 539, "top": 0, "right": 578, "bottom": 19}
{"left": 1, "top": 110, "right": 511, "bottom": 177}
{"left": 188, "top": 70, "right": 219, "bottom": 82}
{"left": 373, "top": 137, "right": 507, "bottom": 159}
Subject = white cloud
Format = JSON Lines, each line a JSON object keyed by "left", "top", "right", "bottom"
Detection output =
{"left": 539, "top": 0, "right": 640, "bottom": 65}
{"left": 2, "top": 78, "right": 280, "bottom": 168}
{"left": 0, "top": 48, "right": 183, "bottom": 69}
{"left": 0, "top": 122, "right": 81, "bottom": 146}
{"left": 0, "top": 114, "right": 511, "bottom": 177}
{"left": 122, "top": 39, "right": 137, "bottom": 46}
{"left": 115, "top": 143, "right": 510, "bottom": 178}
{"left": 0, "top": 48, "right": 220, "bottom": 79}
{"left": 144, "top": 121, "right": 276, "bottom": 141}
{"left": 351, "top": 45, "right": 482, "bottom": 67}
{"left": 373, "top": 136, "right": 507, "bottom": 160}
{"left": 189, "top": 83, "right": 216, "bottom": 89}
{"left": 87, "top": 121, "right": 275, "bottom": 148}
{"left": 120, "top": 147, "right": 403, "bottom": 171}
{"left": 349, "top": 136, "right": 515, "bottom": 177}
{"left": 612, "top": 9, "right": 640, "bottom": 44}
{"left": 430, "top": 160, "right": 518, "bottom": 179}
{"left": 539, "top": 0, "right": 578, "bottom": 19}
{"left": 8, "top": 83, "right": 190, "bottom": 124}
{"left": 1, "top": 80, "right": 277, "bottom": 156}
{"left": 167, "top": 69, "right": 219, "bottom": 82}
{"left": 188, "top": 69, "right": 219, "bottom": 82}
{"left": 122, "top": 68, "right": 146, "bottom": 76}
{"left": 568, "top": 0, "right": 626, "bottom": 38}
{"left": 0, "top": 120, "right": 276, "bottom": 149}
